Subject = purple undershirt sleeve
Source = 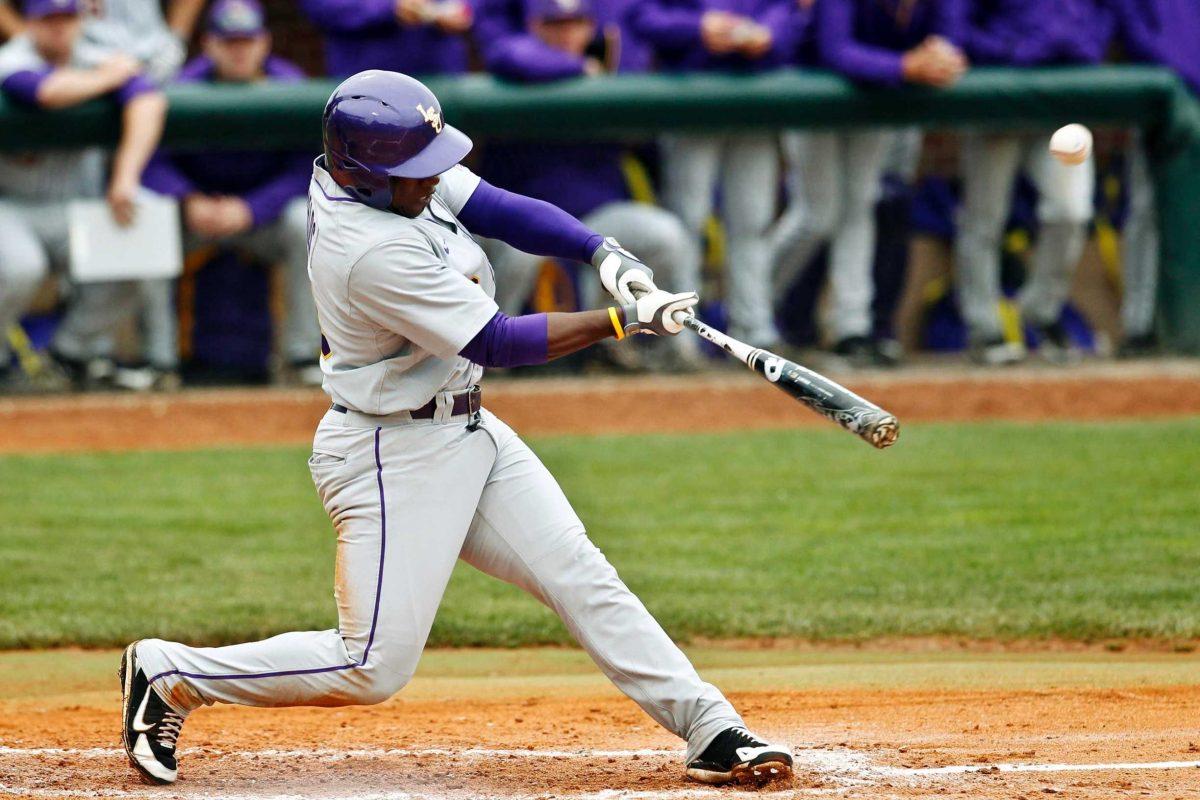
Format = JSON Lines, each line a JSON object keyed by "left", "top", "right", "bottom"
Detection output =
{"left": 458, "top": 311, "right": 550, "bottom": 368}
{"left": 816, "top": 0, "right": 905, "bottom": 85}
{"left": 625, "top": 1, "right": 704, "bottom": 50}
{"left": 486, "top": 33, "right": 588, "bottom": 82}
{"left": 0, "top": 68, "right": 52, "bottom": 107}
{"left": 300, "top": 0, "right": 396, "bottom": 34}
{"left": 458, "top": 179, "right": 604, "bottom": 264}
{"left": 114, "top": 74, "right": 159, "bottom": 105}
{"left": 242, "top": 153, "right": 312, "bottom": 226}
{"left": 141, "top": 151, "right": 196, "bottom": 197}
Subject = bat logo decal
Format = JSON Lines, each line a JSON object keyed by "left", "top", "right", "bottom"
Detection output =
{"left": 763, "top": 357, "right": 785, "bottom": 383}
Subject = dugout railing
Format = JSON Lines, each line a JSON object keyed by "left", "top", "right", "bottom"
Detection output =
{"left": 2, "top": 66, "right": 1198, "bottom": 351}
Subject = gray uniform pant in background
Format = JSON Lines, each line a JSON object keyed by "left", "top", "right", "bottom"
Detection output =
{"left": 137, "top": 407, "right": 743, "bottom": 762}
{"left": 0, "top": 199, "right": 141, "bottom": 364}
{"left": 139, "top": 197, "right": 320, "bottom": 369}
{"left": 955, "top": 132, "right": 1095, "bottom": 339}
{"left": 660, "top": 133, "right": 779, "bottom": 347}
{"left": 484, "top": 200, "right": 701, "bottom": 316}
{"left": 770, "top": 130, "right": 891, "bottom": 342}
{"left": 1122, "top": 132, "right": 1158, "bottom": 338}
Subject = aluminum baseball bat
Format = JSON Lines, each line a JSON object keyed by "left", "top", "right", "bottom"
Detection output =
{"left": 667, "top": 307, "right": 900, "bottom": 450}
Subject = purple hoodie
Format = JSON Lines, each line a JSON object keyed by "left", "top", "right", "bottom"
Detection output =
{"left": 1108, "top": 0, "right": 1200, "bottom": 94}
{"left": 141, "top": 56, "right": 311, "bottom": 226}
{"left": 300, "top": 0, "right": 473, "bottom": 77}
{"left": 816, "top": 0, "right": 966, "bottom": 85}
{"left": 626, "top": 0, "right": 800, "bottom": 72}
{"left": 966, "top": 0, "right": 1114, "bottom": 66}
{"left": 477, "top": 1, "right": 629, "bottom": 217}
{"left": 477, "top": 0, "right": 654, "bottom": 75}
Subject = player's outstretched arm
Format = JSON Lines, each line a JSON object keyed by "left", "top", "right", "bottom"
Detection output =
{"left": 458, "top": 179, "right": 659, "bottom": 305}
{"left": 460, "top": 290, "right": 698, "bottom": 368}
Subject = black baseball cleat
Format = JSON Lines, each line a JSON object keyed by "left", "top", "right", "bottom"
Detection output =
{"left": 686, "top": 726, "right": 794, "bottom": 787}
{"left": 119, "top": 642, "right": 185, "bottom": 784}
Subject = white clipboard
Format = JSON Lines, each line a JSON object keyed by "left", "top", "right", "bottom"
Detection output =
{"left": 68, "top": 192, "right": 183, "bottom": 282}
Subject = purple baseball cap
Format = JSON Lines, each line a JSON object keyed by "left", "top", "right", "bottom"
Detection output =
{"left": 207, "top": 0, "right": 267, "bottom": 38}
{"left": 24, "top": 0, "right": 79, "bottom": 19}
{"left": 526, "top": 0, "right": 594, "bottom": 23}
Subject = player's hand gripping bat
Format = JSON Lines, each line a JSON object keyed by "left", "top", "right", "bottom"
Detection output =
{"left": 633, "top": 285, "right": 900, "bottom": 449}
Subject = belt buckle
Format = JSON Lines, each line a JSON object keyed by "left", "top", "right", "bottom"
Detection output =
{"left": 465, "top": 385, "right": 482, "bottom": 431}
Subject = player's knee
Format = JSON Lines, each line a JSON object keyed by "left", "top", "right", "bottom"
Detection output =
{"left": 643, "top": 212, "right": 699, "bottom": 269}
{"left": 1039, "top": 197, "right": 1093, "bottom": 226}
{"left": 0, "top": 246, "right": 50, "bottom": 293}
{"left": 536, "top": 534, "right": 621, "bottom": 600}
{"left": 342, "top": 665, "right": 413, "bottom": 706}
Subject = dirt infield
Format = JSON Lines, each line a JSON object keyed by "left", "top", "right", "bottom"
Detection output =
{"left": 2, "top": 648, "right": 1198, "bottom": 800}
{"left": 1, "top": 360, "right": 1199, "bottom": 453}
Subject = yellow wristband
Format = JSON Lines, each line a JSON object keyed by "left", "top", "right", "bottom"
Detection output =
{"left": 607, "top": 306, "right": 625, "bottom": 341}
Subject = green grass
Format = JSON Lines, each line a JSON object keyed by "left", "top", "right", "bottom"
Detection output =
{"left": 4, "top": 647, "right": 1197, "bottom": 703}
{"left": 1, "top": 419, "right": 1197, "bottom": 649}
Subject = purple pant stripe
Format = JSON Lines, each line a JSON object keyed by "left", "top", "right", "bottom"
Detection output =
{"left": 147, "top": 663, "right": 356, "bottom": 685}
{"left": 360, "top": 427, "right": 386, "bottom": 664}
{"left": 147, "top": 426, "right": 387, "bottom": 689}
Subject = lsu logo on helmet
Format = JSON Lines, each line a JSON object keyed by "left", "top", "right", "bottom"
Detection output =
{"left": 416, "top": 103, "right": 443, "bottom": 134}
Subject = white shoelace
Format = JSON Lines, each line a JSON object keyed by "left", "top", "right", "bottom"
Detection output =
{"left": 157, "top": 712, "right": 184, "bottom": 750}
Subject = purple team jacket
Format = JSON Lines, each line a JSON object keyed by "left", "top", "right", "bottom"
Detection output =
{"left": 815, "top": 0, "right": 966, "bottom": 85}
{"left": 476, "top": 0, "right": 653, "bottom": 76}
{"left": 966, "top": 0, "right": 1114, "bottom": 66}
{"left": 300, "top": 0, "right": 473, "bottom": 77}
{"left": 141, "top": 56, "right": 311, "bottom": 227}
{"left": 626, "top": 0, "right": 800, "bottom": 72}
{"left": 1108, "top": 0, "right": 1200, "bottom": 94}
{"left": 477, "top": 0, "right": 634, "bottom": 217}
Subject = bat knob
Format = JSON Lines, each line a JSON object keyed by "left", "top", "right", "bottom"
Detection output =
{"left": 868, "top": 417, "right": 900, "bottom": 449}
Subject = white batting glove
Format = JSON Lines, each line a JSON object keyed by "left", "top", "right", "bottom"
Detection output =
{"left": 592, "top": 237, "right": 658, "bottom": 305}
{"left": 620, "top": 289, "right": 698, "bottom": 337}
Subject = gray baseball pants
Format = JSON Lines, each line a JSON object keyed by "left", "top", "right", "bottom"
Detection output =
{"left": 138, "top": 197, "right": 320, "bottom": 369}
{"left": 660, "top": 133, "right": 779, "bottom": 347}
{"left": 1122, "top": 132, "right": 1158, "bottom": 338}
{"left": 770, "top": 130, "right": 891, "bottom": 342}
{"left": 485, "top": 200, "right": 701, "bottom": 316}
{"left": 0, "top": 198, "right": 141, "bottom": 365}
{"left": 136, "top": 406, "right": 743, "bottom": 763}
{"left": 955, "top": 132, "right": 1095, "bottom": 339}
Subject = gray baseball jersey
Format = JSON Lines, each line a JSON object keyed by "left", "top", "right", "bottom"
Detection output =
{"left": 0, "top": 36, "right": 107, "bottom": 202}
{"left": 307, "top": 160, "right": 498, "bottom": 414}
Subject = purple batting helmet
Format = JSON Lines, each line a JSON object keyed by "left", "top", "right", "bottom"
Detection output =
{"left": 322, "top": 70, "right": 472, "bottom": 209}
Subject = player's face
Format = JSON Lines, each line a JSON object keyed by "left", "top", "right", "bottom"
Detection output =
{"left": 28, "top": 14, "right": 82, "bottom": 65}
{"left": 389, "top": 174, "right": 440, "bottom": 218}
{"left": 531, "top": 17, "right": 596, "bottom": 57}
{"left": 204, "top": 33, "right": 271, "bottom": 82}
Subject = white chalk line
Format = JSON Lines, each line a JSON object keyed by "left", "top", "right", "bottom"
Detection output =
{"left": 2, "top": 745, "right": 1198, "bottom": 800}
{"left": 0, "top": 746, "right": 678, "bottom": 760}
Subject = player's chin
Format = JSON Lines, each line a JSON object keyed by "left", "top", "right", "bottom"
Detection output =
{"left": 398, "top": 194, "right": 434, "bottom": 218}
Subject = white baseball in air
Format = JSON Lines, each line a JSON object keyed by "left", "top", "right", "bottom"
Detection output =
{"left": 1049, "top": 124, "right": 1093, "bottom": 166}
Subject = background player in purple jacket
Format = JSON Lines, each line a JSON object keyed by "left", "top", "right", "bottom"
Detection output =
{"left": 301, "top": 0, "right": 474, "bottom": 78}
{"left": 475, "top": 0, "right": 652, "bottom": 75}
{"left": 771, "top": 0, "right": 966, "bottom": 367}
{"left": 955, "top": 0, "right": 1114, "bottom": 365}
{"left": 0, "top": 0, "right": 166, "bottom": 391}
{"left": 478, "top": 0, "right": 705, "bottom": 370}
{"left": 1107, "top": 0, "right": 1199, "bottom": 357}
{"left": 627, "top": 0, "right": 796, "bottom": 350}
{"left": 141, "top": 0, "right": 321, "bottom": 385}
